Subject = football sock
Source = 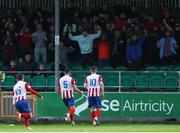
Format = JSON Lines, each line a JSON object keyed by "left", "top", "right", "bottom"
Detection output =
{"left": 91, "top": 111, "right": 95, "bottom": 121}
{"left": 95, "top": 109, "right": 101, "bottom": 118}
{"left": 24, "top": 118, "right": 30, "bottom": 127}
{"left": 68, "top": 107, "right": 75, "bottom": 115}
{"left": 70, "top": 114, "right": 75, "bottom": 122}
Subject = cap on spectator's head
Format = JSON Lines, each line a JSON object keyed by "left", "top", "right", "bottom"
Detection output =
{"left": 16, "top": 73, "right": 24, "bottom": 81}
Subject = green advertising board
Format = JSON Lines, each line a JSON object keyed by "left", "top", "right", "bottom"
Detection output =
{"left": 36, "top": 92, "right": 180, "bottom": 118}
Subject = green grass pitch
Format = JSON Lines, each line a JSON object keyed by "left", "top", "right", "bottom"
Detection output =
{"left": 0, "top": 123, "right": 180, "bottom": 132}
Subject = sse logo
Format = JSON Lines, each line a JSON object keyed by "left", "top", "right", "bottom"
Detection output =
{"left": 74, "top": 96, "right": 120, "bottom": 116}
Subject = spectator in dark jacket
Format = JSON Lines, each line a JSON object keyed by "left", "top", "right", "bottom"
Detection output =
{"left": 59, "top": 41, "right": 74, "bottom": 69}
{"left": 126, "top": 34, "right": 145, "bottom": 70}
{"left": 2, "top": 32, "right": 17, "bottom": 65}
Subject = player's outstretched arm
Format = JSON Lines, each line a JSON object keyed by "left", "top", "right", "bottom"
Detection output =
{"left": 25, "top": 83, "right": 43, "bottom": 100}
{"left": 84, "top": 78, "right": 88, "bottom": 91}
{"left": 99, "top": 75, "right": 104, "bottom": 98}
{"left": 71, "top": 78, "right": 83, "bottom": 93}
{"left": 73, "top": 84, "right": 83, "bottom": 94}
{"left": 56, "top": 83, "right": 61, "bottom": 96}
{"left": 68, "top": 28, "right": 81, "bottom": 41}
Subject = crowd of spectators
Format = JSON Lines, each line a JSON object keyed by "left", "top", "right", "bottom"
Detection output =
{"left": 0, "top": 2, "right": 180, "bottom": 71}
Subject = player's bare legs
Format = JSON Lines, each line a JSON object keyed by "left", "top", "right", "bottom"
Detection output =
{"left": 16, "top": 112, "right": 21, "bottom": 122}
{"left": 66, "top": 106, "right": 75, "bottom": 125}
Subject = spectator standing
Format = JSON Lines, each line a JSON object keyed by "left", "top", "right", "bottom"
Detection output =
{"left": 19, "top": 27, "right": 32, "bottom": 57}
{"left": 69, "top": 27, "right": 101, "bottom": 68}
{"left": 32, "top": 24, "right": 47, "bottom": 63}
{"left": 47, "top": 25, "right": 55, "bottom": 60}
{"left": 126, "top": 34, "right": 146, "bottom": 70}
{"left": 112, "top": 13, "right": 128, "bottom": 31}
{"left": 175, "top": 24, "right": 180, "bottom": 63}
{"left": 161, "top": 10, "right": 176, "bottom": 32}
{"left": 2, "top": 32, "right": 17, "bottom": 65}
{"left": 143, "top": 16, "right": 160, "bottom": 66}
{"left": 111, "top": 29, "right": 127, "bottom": 67}
{"left": 144, "top": 16, "right": 160, "bottom": 33}
{"left": 98, "top": 33, "right": 110, "bottom": 68}
{"left": 157, "top": 30, "right": 178, "bottom": 65}
{"left": 59, "top": 42, "right": 74, "bottom": 69}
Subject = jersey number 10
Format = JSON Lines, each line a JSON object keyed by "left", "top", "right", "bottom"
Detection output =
{"left": 90, "top": 79, "right": 96, "bottom": 86}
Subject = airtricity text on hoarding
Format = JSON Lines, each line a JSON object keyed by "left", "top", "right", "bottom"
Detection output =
{"left": 102, "top": 99, "right": 174, "bottom": 115}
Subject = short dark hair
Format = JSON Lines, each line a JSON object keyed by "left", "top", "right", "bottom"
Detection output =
{"left": 90, "top": 66, "right": 97, "bottom": 71}
{"left": 16, "top": 74, "right": 24, "bottom": 81}
{"left": 64, "top": 69, "right": 70, "bottom": 74}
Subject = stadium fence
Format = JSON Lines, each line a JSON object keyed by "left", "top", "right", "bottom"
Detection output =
{"left": 0, "top": 0, "right": 180, "bottom": 9}
{"left": 1, "top": 71, "right": 180, "bottom": 92}
{"left": 0, "top": 92, "right": 36, "bottom": 118}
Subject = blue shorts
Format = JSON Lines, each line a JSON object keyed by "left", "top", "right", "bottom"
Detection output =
{"left": 15, "top": 100, "right": 31, "bottom": 113}
{"left": 88, "top": 96, "right": 101, "bottom": 109}
{"left": 63, "top": 98, "right": 75, "bottom": 107}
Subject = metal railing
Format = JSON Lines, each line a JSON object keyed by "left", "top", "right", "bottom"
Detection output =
{"left": 0, "top": 92, "right": 36, "bottom": 118}
{"left": 0, "top": 0, "right": 179, "bottom": 9}
{"left": 1, "top": 71, "right": 180, "bottom": 92}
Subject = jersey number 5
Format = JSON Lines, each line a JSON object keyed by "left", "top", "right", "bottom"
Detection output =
{"left": 63, "top": 81, "right": 68, "bottom": 88}
{"left": 16, "top": 86, "right": 22, "bottom": 95}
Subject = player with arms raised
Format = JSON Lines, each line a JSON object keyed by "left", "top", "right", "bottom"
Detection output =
{"left": 13, "top": 74, "right": 43, "bottom": 130}
{"left": 56, "top": 69, "right": 82, "bottom": 125}
{"left": 84, "top": 66, "right": 104, "bottom": 126}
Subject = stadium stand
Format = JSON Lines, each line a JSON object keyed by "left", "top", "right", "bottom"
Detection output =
{"left": 2, "top": 75, "right": 16, "bottom": 91}
{"left": 121, "top": 74, "right": 134, "bottom": 91}
{"left": 104, "top": 74, "right": 119, "bottom": 87}
{"left": 150, "top": 75, "right": 164, "bottom": 91}
{"left": 32, "top": 76, "right": 46, "bottom": 91}
{"left": 115, "top": 66, "right": 128, "bottom": 71}
{"left": 135, "top": 75, "right": 149, "bottom": 92}
{"left": 101, "top": 66, "right": 114, "bottom": 71}
{"left": 76, "top": 74, "right": 87, "bottom": 87}
{"left": 24, "top": 74, "right": 31, "bottom": 84}
{"left": 144, "top": 66, "right": 158, "bottom": 71}
{"left": 164, "top": 76, "right": 178, "bottom": 91}
{"left": 71, "top": 66, "right": 84, "bottom": 71}
{"left": 46, "top": 75, "right": 55, "bottom": 91}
